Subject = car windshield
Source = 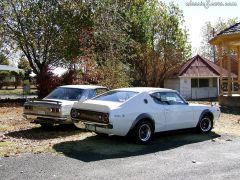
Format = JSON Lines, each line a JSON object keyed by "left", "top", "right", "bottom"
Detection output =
{"left": 45, "top": 87, "right": 85, "bottom": 101}
{"left": 93, "top": 90, "right": 138, "bottom": 102}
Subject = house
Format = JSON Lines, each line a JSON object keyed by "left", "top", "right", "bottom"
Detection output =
{"left": 164, "top": 55, "right": 237, "bottom": 100}
{"left": 0, "top": 65, "right": 24, "bottom": 89}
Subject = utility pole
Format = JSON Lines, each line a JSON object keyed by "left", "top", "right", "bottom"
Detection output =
{"left": 212, "top": 28, "right": 216, "bottom": 63}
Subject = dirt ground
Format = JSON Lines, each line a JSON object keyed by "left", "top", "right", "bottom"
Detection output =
{"left": 0, "top": 104, "right": 239, "bottom": 157}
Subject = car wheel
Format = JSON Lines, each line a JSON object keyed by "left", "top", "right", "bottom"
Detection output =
{"left": 197, "top": 116, "right": 213, "bottom": 133}
{"left": 133, "top": 121, "right": 153, "bottom": 144}
{"left": 40, "top": 123, "right": 53, "bottom": 129}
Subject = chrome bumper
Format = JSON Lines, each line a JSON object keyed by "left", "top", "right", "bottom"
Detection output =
{"left": 23, "top": 113, "right": 71, "bottom": 124}
{"left": 72, "top": 118, "right": 113, "bottom": 129}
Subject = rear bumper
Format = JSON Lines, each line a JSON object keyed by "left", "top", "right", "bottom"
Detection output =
{"left": 72, "top": 118, "right": 113, "bottom": 129}
{"left": 72, "top": 118, "right": 113, "bottom": 134}
{"left": 23, "top": 114, "right": 72, "bottom": 124}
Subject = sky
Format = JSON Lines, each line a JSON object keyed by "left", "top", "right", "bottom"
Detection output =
{"left": 163, "top": 0, "right": 239, "bottom": 53}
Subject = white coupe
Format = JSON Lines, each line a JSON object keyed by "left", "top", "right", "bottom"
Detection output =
{"left": 71, "top": 87, "right": 221, "bottom": 144}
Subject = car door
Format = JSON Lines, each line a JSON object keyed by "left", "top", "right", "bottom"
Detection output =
{"left": 149, "top": 92, "right": 168, "bottom": 132}
{"left": 159, "top": 92, "right": 194, "bottom": 131}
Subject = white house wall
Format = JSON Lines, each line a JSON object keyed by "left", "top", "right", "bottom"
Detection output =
{"left": 180, "top": 78, "right": 191, "bottom": 99}
{"left": 164, "top": 79, "right": 180, "bottom": 92}
{"left": 191, "top": 87, "right": 218, "bottom": 99}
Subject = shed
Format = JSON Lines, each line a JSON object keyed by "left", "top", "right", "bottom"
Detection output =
{"left": 164, "top": 55, "right": 237, "bottom": 99}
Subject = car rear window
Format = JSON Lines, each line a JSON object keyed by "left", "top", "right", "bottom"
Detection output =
{"left": 93, "top": 91, "right": 138, "bottom": 102}
{"left": 45, "top": 87, "right": 85, "bottom": 101}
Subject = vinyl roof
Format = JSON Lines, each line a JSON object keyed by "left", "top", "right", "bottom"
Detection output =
{"left": 115, "top": 87, "right": 176, "bottom": 93}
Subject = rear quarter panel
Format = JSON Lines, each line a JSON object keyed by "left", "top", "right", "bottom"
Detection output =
{"left": 109, "top": 92, "right": 158, "bottom": 136}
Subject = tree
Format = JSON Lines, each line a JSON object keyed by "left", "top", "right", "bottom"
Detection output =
{"left": 90, "top": 0, "right": 191, "bottom": 88}
{"left": 90, "top": 0, "right": 133, "bottom": 88}
{"left": 199, "top": 17, "right": 238, "bottom": 61}
{"left": 126, "top": 1, "right": 191, "bottom": 87}
{"left": 0, "top": 53, "right": 9, "bottom": 65}
{"left": 1, "top": 0, "right": 191, "bottom": 92}
{"left": 18, "top": 57, "right": 31, "bottom": 70}
{"left": 0, "top": 0, "right": 92, "bottom": 97}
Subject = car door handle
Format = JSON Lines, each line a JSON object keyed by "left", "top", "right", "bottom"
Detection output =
{"left": 165, "top": 109, "right": 171, "bottom": 112}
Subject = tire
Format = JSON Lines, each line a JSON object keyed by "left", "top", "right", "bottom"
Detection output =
{"left": 40, "top": 123, "right": 53, "bottom": 129}
{"left": 133, "top": 121, "right": 154, "bottom": 144}
{"left": 197, "top": 116, "right": 213, "bottom": 133}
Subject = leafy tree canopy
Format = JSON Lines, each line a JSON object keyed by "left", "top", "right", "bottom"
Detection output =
{"left": 0, "top": 54, "right": 9, "bottom": 65}
{"left": 18, "top": 57, "right": 31, "bottom": 70}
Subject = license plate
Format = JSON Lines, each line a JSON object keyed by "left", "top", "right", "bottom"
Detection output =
{"left": 85, "top": 124, "right": 96, "bottom": 131}
{"left": 38, "top": 111, "right": 46, "bottom": 115}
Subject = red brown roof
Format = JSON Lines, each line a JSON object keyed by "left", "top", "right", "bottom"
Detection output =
{"left": 167, "top": 55, "right": 237, "bottom": 78}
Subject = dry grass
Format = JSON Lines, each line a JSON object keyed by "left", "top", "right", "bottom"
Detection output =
{"left": 0, "top": 104, "right": 239, "bottom": 157}
{"left": 0, "top": 107, "right": 93, "bottom": 157}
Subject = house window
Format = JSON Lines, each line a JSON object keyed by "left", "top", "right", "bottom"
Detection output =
{"left": 199, "top": 79, "right": 209, "bottom": 87}
{"left": 191, "top": 79, "right": 198, "bottom": 88}
{"left": 191, "top": 79, "right": 210, "bottom": 88}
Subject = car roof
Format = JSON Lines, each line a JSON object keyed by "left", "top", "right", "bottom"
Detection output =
{"left": 59, "top": 85, "right": 107, "bottom": 89}
{"left": 114, "top": 87, "right": 177, "bottom": 93}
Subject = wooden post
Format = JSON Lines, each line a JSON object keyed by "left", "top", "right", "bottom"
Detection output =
{"left": 238, "top": 47, "right": 240, "bottom": 94}
{"left": 218, "top": 45, "right": 223, "bottom": 95}
{"left": 217, "top": 77, "right": 220, "bottom": 96}
{"left": 227, "top": 47, "right": 232, "bottom": 96}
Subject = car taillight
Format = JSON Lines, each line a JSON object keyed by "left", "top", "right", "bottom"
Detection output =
{"left": 102, "top": 113, "right": 109, "bottom": 123}
{"left": 49, "top": 108, "right": 61, "bottom": 113}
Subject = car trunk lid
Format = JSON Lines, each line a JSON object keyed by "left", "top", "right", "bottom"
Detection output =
{"left": 74, "top": 100, "right": 121, "bottom": 113}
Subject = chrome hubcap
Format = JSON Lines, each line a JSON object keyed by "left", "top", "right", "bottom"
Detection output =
{"left": 139, "top": 124, "right": 151, "bottom": 142}
{"left": 200, "top": 118, "right": 212, "bottom": 132}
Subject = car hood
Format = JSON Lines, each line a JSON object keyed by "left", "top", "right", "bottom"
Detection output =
{"left": 73, "top": 100, "right": 122, "bottom": 112}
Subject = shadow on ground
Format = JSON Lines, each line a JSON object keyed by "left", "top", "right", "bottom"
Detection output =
{"left": 5, "top": 125, "right": 83, "bottom": 140}
{"left": 53, "top": 131, "right": 220, "bottom": 162}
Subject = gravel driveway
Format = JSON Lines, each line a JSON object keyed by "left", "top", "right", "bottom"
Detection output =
{"left": 1, "top": 133, "right": 240, "bottom": 180}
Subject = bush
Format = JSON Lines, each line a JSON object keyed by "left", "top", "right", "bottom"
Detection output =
{"left": 36, "top": 67, "right": 62, "bottom": 98}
